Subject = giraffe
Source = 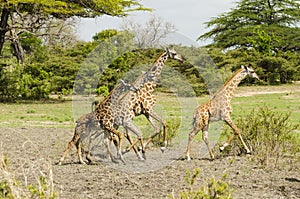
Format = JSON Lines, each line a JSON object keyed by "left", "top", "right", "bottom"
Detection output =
{"left": 94, "top": 73, "right": 151, "bottom": 162}
{"left": 127, "top": 48, "right": 183, "bottom": 151}
{"left": 185, "top": 65, "right": 259, "bottom": 160}
{"left": 92, "top": 48, "right": 183, "bottom": 161}
{"left": 58, "top": 79, "right": 136, "bottom": 165}
{"left": 58, "top": 111, "right": 105, "bottom": 165}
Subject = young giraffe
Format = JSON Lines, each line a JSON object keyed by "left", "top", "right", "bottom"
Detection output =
{"left": 58, "top": 111, "right": 104, "bottom": 165}
{"left": 185, "top": 65, "right": 259, "bottom": 160}
{"left": 123, "top": 48, "right": 183, "bottom": 153}
{"left": 58, "top": 80, "right": 135, "bottom": 165}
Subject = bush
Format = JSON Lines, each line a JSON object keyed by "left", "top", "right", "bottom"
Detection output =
{"left": 169, "top": 168, "right": 232, "bottom": 199}
{"left": 151, "top": 118, "right": 181, "bottom": 147}
{"left": 219, "top": 106, "right": 300, "bottom": 168}
{"left": 0, "top": 151, "right": 57, "bottom": 199}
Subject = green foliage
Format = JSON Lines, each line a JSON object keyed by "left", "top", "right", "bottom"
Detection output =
{"left": 247, "top": 26, "right": 277, "bottom": 55}
{"left": 151, "top": 118, "right": 181, "bottom": 147}
{"left": 220, "top": 106, "right": 300, "bottom": 168}
{"left": 207, "top": 47, "right": 300, "bottom": 85}
{"left": 0, "top": 63, "right": 51, "bottom": 101}
{"left": 0, "top": 181, "right": 13, "bottom": 199}
{"left": 0, "top": 0, "right": 148, "bottom": 18}
{"left": 28, "top": 176, "right": 56, "bottom": 199}
{"left": 93, "top": 29, "right": 119, "bottom": 42}
{"left": 165, "top": 118, "right": 181, "bottom": 145}
{"left": 170, "top": 169, "right": 232, "bottom": 199}
{"left": 199, "top": 0, "right": 300, "bottom": 52}
{"left": 96, "top": 85, "right": 109, "bottom": 97}
{"left": 1, "top": 153, "right": 57, "bottom": 199}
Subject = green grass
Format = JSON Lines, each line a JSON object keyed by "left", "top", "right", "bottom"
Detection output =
{"left": 0, "top": 100, "right": 73, "bottom": 128}
{"left": 0, "top": 85, "right": 299, "bottom": 132}
{"left": 232, "top": 92, "right": 300, "bottom": 125}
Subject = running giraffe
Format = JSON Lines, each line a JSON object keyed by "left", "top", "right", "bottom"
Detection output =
{"left": 94, "top": 71, "right": 155, "bottom": 162}
{"left": 84, "top": 48, "right": 183, "bottom": 161}
{"left": 124, "top": 48, "right": 183, "bottom": 153}
{"left": 58, "top": 80, "right": 136, "bottom": 165}
{"left": 185, "top": 65, "right": 259, "bottom": 160}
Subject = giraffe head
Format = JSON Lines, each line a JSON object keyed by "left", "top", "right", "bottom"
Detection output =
{"left": 166, "top": 48, "right": 183, "bottom": 62}
{"left": 119, "top": 79, "right": 138, "bottom": 92}
{"left": 242, "top": 65, "right": 260, "bottom": 80}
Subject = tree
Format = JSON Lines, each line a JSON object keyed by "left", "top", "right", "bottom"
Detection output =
{"left": 121, "top": 15, "right": 176, "bottom": 48}
{"left": 0, "top": 0, "right": 149, "bottom": 62}
{"left": 199, "top": 0, "right": 300, "bottom": 51}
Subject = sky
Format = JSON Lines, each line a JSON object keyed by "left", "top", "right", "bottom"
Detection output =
{"left": 76, "top": 0, "right": 237, "bottom": 46}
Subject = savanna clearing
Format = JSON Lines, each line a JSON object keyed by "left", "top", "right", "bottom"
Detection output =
{"left": 0, "top": 84, "right": 299, "bottom": 198}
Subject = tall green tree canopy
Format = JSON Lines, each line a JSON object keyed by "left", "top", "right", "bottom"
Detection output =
{"left": 0, "top": 0, "right": 149, "bottom": 62}
{"left": 199, "top": 0, "right": 300, "bottom": 51}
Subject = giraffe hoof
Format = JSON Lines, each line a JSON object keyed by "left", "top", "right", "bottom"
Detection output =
{"left": 160, "top": 147, "right": 166, "bottom": 153}
{"left": 142, "top": 152, "right": 146, "bottom": 160}
{"left": 121, "top": 149, "right": 130, "bottom": 155}
{"left": 219, "top": 146, "right": 225, "bottom": 152}
{"left": 138, "top": 157, "right": 145, "bottom": 161}
{"left": 186, "top": 156, "right": 191, "bottom": 161}
{"left": 137, "top": 146, "right": 142, "bottom": 151}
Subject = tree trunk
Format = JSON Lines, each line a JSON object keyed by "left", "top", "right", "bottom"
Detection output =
{"left": 0, "top": 8, "right": 10, "bottom": 55}
{"left": 10, "top": 28, "right": 25, "bottom": 63}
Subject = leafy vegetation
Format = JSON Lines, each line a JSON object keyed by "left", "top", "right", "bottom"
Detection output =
{"left": 219, "top": 106, "right": 300, "bottom": 169}
{"left": 169, "top": 168, "right": 232, "bottom": 199}
{"left": 0, "top": 157, "right": 57, "bottom": 199}
{"left": 199, "top": 0, "right": 300, "bottom": 52}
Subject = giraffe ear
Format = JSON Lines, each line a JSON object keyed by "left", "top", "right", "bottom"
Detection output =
{"left": 165, "top": 47, "right": 170, "bottom": 54}
{"left": 241, "top": 65, "right": 248, "bottom": 71}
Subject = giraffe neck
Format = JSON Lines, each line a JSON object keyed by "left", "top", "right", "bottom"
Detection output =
{"left": 215, "top": 68, "right": 247, "bottom": 101}
{"left": 129, "top": 51, "right": 168, "bottom": 91}
{"left": 147, "top": 51, "right": 168, "bottom": 81}
{"left": 98, "top": 83, "right": 127, "bottom": 108}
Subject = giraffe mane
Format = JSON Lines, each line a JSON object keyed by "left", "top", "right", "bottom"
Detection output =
{"left": 213, "top": 67, "right": 245, "bottom": 96}
{"left": 100, "top": 83, "right": 123, "bottom": 104}
{"left": 151, "top": 51, "right": 167, "bottom": 67}
{"left": 223, "top": 67, "right": 244, "bottom": 87}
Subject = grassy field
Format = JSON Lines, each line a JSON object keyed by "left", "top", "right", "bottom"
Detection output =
{"left": 0, "top": 85, "right": 299, "bottom": 131}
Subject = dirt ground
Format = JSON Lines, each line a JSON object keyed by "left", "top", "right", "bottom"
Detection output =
{"left": 1, "top": 127, "right": 299, "bottom": 199}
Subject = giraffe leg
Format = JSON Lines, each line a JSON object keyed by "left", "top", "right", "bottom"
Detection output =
{"left": 185, "top": 126, "right": 201, "bottom": 161}
{"left": 86, "top": 130, "right": 103, "bottom": 163}
{"left": 104, "top": 126, "right": 126, "bottom": 164}
{"left": 103, "top": 132, "right": 115, "bottom": 162}
{"left": 221, "top": 118, "right": 251, "bottom": 154}
{"left": 58, "top": 140, "right": 74, "bottom": 165}
{"left": 76, "top": 139, "right": 86, "bottom": 164}
{"left": 124, "top": 122, "right": 146, "bottom": 160}
{"left": 202, "top": 126, "right": 215, "bottom": 160}
{"left": 123, "top": 129, "right": 145, "bottom": 161}
{"left": 58, "top": 131, "right": 80, "bottom": 165}
{"left": 143, "top": 112, "right": 167, "bottom": 152}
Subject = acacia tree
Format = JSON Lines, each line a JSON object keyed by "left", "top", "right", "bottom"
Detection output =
{"left": 0, "top": 0, "right": 149, "bottom": 63}
{"left": 199, "top": 0, "right": 300, "bottom": 52}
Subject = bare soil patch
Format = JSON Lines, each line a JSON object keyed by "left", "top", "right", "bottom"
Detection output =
{"left": 1, "top": 127, "right": 299, "bottom": 199}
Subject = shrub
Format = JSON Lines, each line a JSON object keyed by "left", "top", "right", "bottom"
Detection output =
{"left": 169, "top": 168, "right": 232, "bottom": 199}
{"left": 0, "top": 151, "right": 57, "bottom": 199}
{"left": 151, "top": 118, "right": 181, "bottom": 147}
{"left": 219, "top": 106, "right": 299, "bottom": 168}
